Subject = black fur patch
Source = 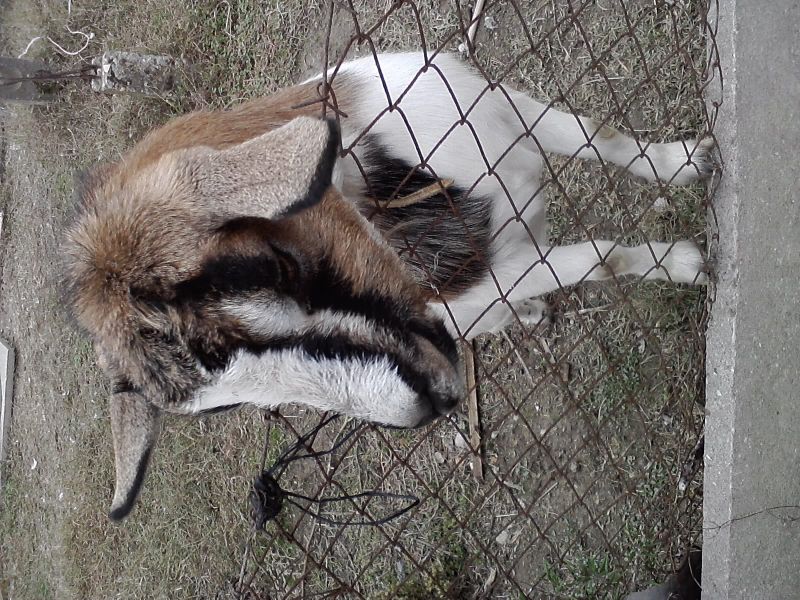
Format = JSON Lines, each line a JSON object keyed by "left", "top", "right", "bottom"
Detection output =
{"left": 407, "top": 316, "right": 459, "bottom": 367}
{"left": 277, "top": 118, "right": 341, "bottom": 219}
{"left": 357, "top": 135, "right": 493, "bottom": 296}
{"left": 188, "top": 338, "right": 231, "bottom": 373}
{"left": 177, "top": 252, "right": 458, "bottom": 377}
{"left": 249, "top": 333, "right": 432, "bottom": 399}
{"left": 197, "top": 403, "right": 243, "bottom": 415}
{"left": 171, "top": 241, "right": 301, "bottom": 374}
{"left": 176, "top": 254, "right": 282, "bottom": 301}
{"left": 174, "top": 219, "right": 304, "bottom": 305}
{"left": 108, "top": 445, "right": 152, "bottom": 522}
{"left": 306, "top": 262, "right": 458, "bottom": 367}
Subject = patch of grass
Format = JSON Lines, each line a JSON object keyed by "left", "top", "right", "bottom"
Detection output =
{"left": 0, "top": 476, "right": 22, "bottom": 545}
{"left": 585, "top": 340, "right": 644, "bottom": 418}
{"left": 190, "top": 0, "right": 321, "bottom": 101}
{"left": 68, "top": 337, "right": 94, "bottom": 371}
{"left": 545, "top": 550, "right": 625, "bottom": 600}
{"left": 394, "top": 538, "right": 469, "bottom": 600}
{"left": 62, "top": 411, "right": 274, "bottom": 598}
{"left": 0, "top": 475, "right": 54, "bottom": 599}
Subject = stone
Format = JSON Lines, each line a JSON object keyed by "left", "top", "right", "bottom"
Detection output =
{"left": 91, "top": 51, "right": 185, "bottom": 97}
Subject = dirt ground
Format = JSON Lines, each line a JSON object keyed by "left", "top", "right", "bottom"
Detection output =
{"left": 0, "top": 1, "right": 715, "bottom": 599}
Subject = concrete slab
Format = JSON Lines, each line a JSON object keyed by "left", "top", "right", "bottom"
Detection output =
{"left": 0, "top": 338, "right": 14, "bottom": 489}
{"left": 704, "top": 0, "right": 800, "bottom": 597}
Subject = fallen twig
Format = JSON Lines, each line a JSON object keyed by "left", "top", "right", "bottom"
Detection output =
{"left": 462, "top": 0, "right": 488, "bottom": 54}
{"left": 380, "top": 178, "right": 454, "bottom": 209}
{"left": 463, "top": 340, "right": 484, "bottom": 481}
{"left": 678, "top": 434, "right": 704, "bottom": 493}
{"left": 500, "top": 330, "right": 535, "bottom": 385}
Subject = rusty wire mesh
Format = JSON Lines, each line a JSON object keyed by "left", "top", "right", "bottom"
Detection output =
{"left": 231, "top": 0, "right": 721, "bottom": 597}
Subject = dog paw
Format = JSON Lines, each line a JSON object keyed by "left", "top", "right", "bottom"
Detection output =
{"left": 513, "top": 298, "right": 553, "bottom": 328}
{"left": 662, "top": 136, "right": 715, "bottom": 185}
{"left": 662, "top": 241, "right": 709, "bottom": 284}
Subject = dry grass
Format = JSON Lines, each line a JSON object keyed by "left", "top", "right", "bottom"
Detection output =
{"left": 0, "top": 1, "right": 714, "bottom": 598}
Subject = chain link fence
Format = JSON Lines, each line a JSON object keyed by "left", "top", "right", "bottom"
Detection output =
{"left": 231, "top": 0, "right": 720, "bottom": 597}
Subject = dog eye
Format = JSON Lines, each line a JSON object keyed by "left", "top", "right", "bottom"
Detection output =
{"left": 273, "top": 248, "right": 301, "bottom": 286}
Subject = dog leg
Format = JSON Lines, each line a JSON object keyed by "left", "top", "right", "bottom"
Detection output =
{"left": 438, "top": 240, "right": 706, "bottom": 337}
{"left": 506, "top": 90, "right": 714, "bottom": 184}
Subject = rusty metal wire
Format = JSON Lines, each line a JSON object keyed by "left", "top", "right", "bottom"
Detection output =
{"left": 0, "top": 64, "right": 98, "bottom": 87}
{"left": 233, "top": 0, "right": 721, "bottom": 597}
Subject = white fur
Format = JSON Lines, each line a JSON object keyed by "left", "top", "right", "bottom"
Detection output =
{"left": 431, "top": 240, "right": 706, "bottom": 335}
{"left": 320, "top": 53, "right": 709, "bottom": 337}
{"left": 191, "top": 348, "right": 427, "bottom": 427}
{"left": 226, "top": 301, "right": 413, "bottom": 350}
{"left": 222, "top": 295, "right": 310, "bottom": 338}
{"left": 214, "top": 301, "right": 447, "bottom": 426}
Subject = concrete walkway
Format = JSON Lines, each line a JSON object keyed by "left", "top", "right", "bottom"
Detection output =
{"left": 703, "top": 0, "right": 800, "bottom": 597}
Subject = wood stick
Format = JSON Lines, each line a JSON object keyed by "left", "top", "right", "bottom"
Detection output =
{"left": 380, "top": 178, "right": 454, "bottom": 209}
{"left": 466, "top": 0, "right": 488, "bottom": 50}
{"left": 463, "top": 340, "right": 484, "bottom": 481}
{"left": 500, "top": 329, "right": 534, "bottom": 385}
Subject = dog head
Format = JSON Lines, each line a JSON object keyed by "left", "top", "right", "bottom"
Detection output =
{"left": 64, "top": 116, "right": 463, "bottom": 520}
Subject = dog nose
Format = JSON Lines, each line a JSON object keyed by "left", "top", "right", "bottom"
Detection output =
{"left": 413, "top": 410, "right": 438, "bottom": 428}
{"left": 431, "top": 392, "right": 460, "bottom": 416}
{"left": 411, "top": 393, "right": 457, "bottom": 429}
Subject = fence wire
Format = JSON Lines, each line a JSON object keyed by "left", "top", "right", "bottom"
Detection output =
{"left": 231, "top": 0, "right": 721, "bottom": 598}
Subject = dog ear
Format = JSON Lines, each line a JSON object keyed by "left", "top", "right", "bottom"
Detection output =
{"left": 191, "top": 117, "right": 339, "bottom": 221}
{"left": 108, "top": 389, "right": 161, "bottom": 521}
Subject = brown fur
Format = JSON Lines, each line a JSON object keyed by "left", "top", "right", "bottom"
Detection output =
{"left": 67, "top": 156, "right": 213, "bottom": 402}
{"left": 64, "top": 71, "right": 435, "bottom": 406}
{"left": 296, "top": 191, "right": 433, "bottom": 308}
{"left": 122, "top": 80, "right": 334, "bottom": 176}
